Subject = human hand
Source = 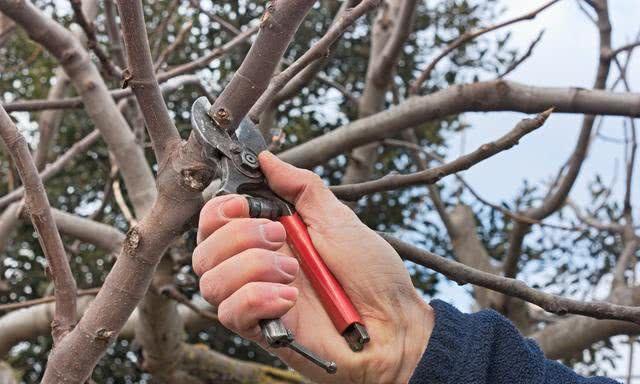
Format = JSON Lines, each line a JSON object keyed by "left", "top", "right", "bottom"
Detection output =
{"left": 193, "top": 151, "right": 434, "bottom": 383}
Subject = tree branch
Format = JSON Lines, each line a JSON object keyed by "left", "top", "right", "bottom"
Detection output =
{"left": 331, "top": 108, "right": 553, "bottom": 200}
{"left": 37, "top": 1, "right": 315, "bottom": 380}
{"left": 0, "top": 106, "right": 77, "bottom": 342}
{"left": 248, "top": 0, "right": 381, "bottom": 121}
{"left": 104, "top": 0, "right": 127, "bottom": 67}
{"left": 70, "top": 0, "right": 123, "bottom": 78}
{"left": 369, "top": 0, "right": 418, "bottom": 86}
{"left": 154, "top": 20, "right": 193, "bottom": 71}
{"left": 410, "top": 0, "right": 560, "bottom": 94}
{"left": 381, "top": 233, "right": 640, "bottom": 324}
{"left": 117, "top": 0, "right": 181, "bottom": 164}
{"left": 0, "top": 288, "right": 100, "bottom": 312}
{"left": 502, "top": 0, "right": 613, "bottom": 280}
{"left": 281, "top": 80, "right": 640, "bottom": 169}
{"left": 498, "top": 29, "right": 545, "bottom": 79}
{"left": 50, "top": 209, "right": 125, "bottom": 253}
{"left": 0, "top": 0, "right": 156, "bottom": 216}
{"left": 0, "top": 129, "right": 100, "bottom": 209}
{"left": 208, "top": 0, "right": 316, "bottom": 131}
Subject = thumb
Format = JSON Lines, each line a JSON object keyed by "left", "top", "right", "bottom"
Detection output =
{"left": 258, "top": 151, "right": 350, "bottom": 222}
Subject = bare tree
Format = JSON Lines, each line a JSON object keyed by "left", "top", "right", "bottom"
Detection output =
{"left": 0, "top": 0, "right": 638, "bottom": 382}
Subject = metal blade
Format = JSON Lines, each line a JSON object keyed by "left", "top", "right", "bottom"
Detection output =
{"left": 236, "top": 117, "right": 268, "bottom": 154}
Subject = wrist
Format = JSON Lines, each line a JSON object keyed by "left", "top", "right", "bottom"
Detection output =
{"left": 396, "top": 300, "right": 434, "bottom": 383}
{"left": 360, "top": 298, "right": 434, "bottom": 384}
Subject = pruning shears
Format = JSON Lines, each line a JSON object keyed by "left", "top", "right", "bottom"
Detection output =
{"left": 191, "top": 96, "right": 369, "bottom": 374}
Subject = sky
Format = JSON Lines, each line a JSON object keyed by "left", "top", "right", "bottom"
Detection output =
{"left": 443, "top": 0, "right": 639, "bottom": 380}
{"left": 455, "top": 0, "right": 639, "bottom": 216}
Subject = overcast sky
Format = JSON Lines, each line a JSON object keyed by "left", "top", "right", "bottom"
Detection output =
{"left": 455, "top": 0, "right": 639, "bottom": 215}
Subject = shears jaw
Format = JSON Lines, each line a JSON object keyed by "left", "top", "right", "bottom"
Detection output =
{"left": 190, "top": 96, "right": 267, "bottom": 195}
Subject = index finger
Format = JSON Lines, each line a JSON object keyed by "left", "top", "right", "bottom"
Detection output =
{"left": 197, "top": 195, "right": 250, "bottom": 243}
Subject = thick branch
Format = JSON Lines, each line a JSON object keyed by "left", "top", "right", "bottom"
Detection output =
{"left": 279, "top": 80, "right": 640, "bottom": 169}
{"left": 271, "top": 1, "right": 358, "bottom": 107}
{"left": 533, "top": 284, "right": 640, "bottom": 359}
{"left": 0, "top": 294, "right": 214, "bottom": 357}
{"left": 381, "top": 233, "right": 640, "bottom": 324}
{"left": 208, "top": 0, "right": 316, "bottom": 131}
{"left": 117, "top": 0, "right": 181, "bottom": 164}
{"left": 331, "top": 108, "right": 553, "bottom": 200}
{"left": 51, "top": 209, "right": 125, "bottom": 253}
{"left": 369, "top": 0, "right": 418, "bottom": 86}
{"left": 41, "top": 152, "right": 208, "bottom": 383}
{"left": 0, "top": 106, "right": 77, "bottom": 341}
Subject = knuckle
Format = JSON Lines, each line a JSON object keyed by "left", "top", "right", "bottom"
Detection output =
{"left": 304, "top": 171, "right": 324, "bottom": 188}
{"left": 216, "top": 301, "right": 235, "bottom": 329}
{"left": 200, "top": 274, "right": 224, "bottom": 305}
{"left": 192, "top": 247, "right": 206, "bottom": 276}
{"left": 255, "top": 249, "right": 279, "bottom": 272}
{"left": 243, "top": 282, "right": 266, "bottom": 310}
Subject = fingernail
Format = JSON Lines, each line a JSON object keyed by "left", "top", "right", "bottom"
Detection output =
{"left": 278, "top": 286, "right": 298, "bottom": 302}
{"left": 220, "top": 196, "right": 245, "bottom": 218}
{"left": 260, "top": 222, "right": 286, "bottom": 243}
{"left": 277, "top": 255, "right": 299, "bottom": 278}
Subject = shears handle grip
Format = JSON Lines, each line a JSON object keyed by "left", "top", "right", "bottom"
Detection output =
{"left": 247, "top": 197, "right": 369, "bottom": 351}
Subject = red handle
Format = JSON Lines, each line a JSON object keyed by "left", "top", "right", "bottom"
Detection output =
{"left": 279, "top": 213, "right": 362, "bottom": 333}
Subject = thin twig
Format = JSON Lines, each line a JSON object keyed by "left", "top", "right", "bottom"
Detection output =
{"left": 382, "top": 139, "right": 586, "bottom": 232}
{"left": 187, "top": 0, "right": 241, "bottom": 35}
{"left": 331, "top": 108, "right": 553, "bottom": 200}
{"left": 69, "top": 0, "right": 123, "bottom": 78}
{"left": 0, "top": 130, "right": 101, "bottom": 210}
{"left": 159, "top": 285, "right": 218, "bottom": 322}
{"left": 0, "top": 288, "right": 100, "bottom": 312}
{"left": 111, "top": 164, "right": 137, "bottom": 226}
{"left": 154, "top": 20, "right": 193, "bottom": 72}
{"left": 248, "top": 0, "right": 381, "bottom": 121}
{"left": 149, "top": 0, "right": 181, "bottom": 58}
{"left": 0, "top": 106, "right": 77, "bottom": 341}
{"left": 607, "top": 40, "right": 640, "bottom": 59}
{"left": 499, "top": 30, "right": 545, "bottom": 78}
{"left": 410, "top": 0, "right": 560, "bottom": 94}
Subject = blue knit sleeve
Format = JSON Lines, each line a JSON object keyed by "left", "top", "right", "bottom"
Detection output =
{"left": 408, "top": 300, "right": 619, "bottom": 384}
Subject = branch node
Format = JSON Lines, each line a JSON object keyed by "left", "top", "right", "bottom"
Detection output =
{"left": 211, "top": 107, "right": 232, "bottom": 127}
{"left": 125, "top": 226, "right": 141, "bottom": 254}
{"left": 180, "top": 167, "right": 212, "bottom": 192}
{"left": 95, "top": 328, "right": 115, "bottom": 341}
{"left": 121, "top": 68, "right": 132, "bottom": 89}
{"left": 83, "top": 80, "right": 97, "bottom": 92}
